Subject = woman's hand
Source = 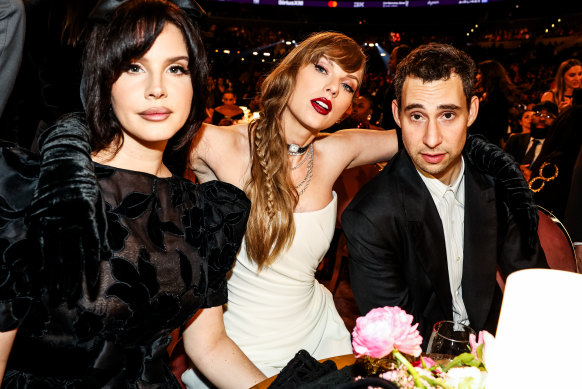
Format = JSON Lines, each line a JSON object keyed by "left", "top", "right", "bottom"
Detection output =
{"left": 558, "top": 97, "right": 573, "bottom": 113}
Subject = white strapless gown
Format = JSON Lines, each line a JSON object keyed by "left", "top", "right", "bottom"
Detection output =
{"left": 182, "top": 192, "right": 351, "bottom": 386}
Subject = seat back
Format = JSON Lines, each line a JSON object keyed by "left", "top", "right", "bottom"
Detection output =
{"left": 323, "top": 164, "right": 382, "bottom": 294}
{"left": 496, "top": 206, "right": 576, "bottom": 293}
{"left": 334, "top": 163, "right": 382, "bottom": 228}
{"left": 537, "top": 206, "right": 578, "bottom": 272}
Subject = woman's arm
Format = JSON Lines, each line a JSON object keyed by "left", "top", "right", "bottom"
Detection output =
{"left": 188, "top": 123, "right": 250, "bottom": 188}
{"left": 324, "top": 128, "right": 399, "bottom": 170}
{"left": 540, "top": 90, "right": 554, "bottom": 103}
{"left": 183, "top": 307, "right": 266, "bottom": 388}
{"left": 0, "top": 328, "right": 17, "bottom": 385}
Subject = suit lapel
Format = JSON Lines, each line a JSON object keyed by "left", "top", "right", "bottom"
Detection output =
{"left": 462, "top": 163, "right": 498, "bottom": 330}
{"left": 396, "top": 153, "right": 453, "bottom": 318}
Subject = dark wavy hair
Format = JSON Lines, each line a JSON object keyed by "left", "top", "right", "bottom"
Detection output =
{"left": 476, "top": 59, "right": 518, "bottom": 105}
{"left": 82, "top": 0, "right": 208, "bottom": 160}
{"left": 393, "top": 42, "right": 476, "bottom": 110}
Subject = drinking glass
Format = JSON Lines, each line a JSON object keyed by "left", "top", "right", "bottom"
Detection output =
{"left": 426, "top": 320, "right": 475, "bottom": 356}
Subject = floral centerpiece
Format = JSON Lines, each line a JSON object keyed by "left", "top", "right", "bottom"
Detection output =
{"left": 351, "top": 306, "right": 491, "bottom": 389}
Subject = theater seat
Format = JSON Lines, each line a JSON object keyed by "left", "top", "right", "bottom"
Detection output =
{"left": 537, "top": 206, "right": 577, "bottom": 273}
{"left": 497, "top": 205, "right": 578, "bottom": 292}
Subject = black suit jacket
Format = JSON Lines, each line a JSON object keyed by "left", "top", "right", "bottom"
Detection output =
{"left": 342, "top": 151, "right": 547, "bottom": 345}
{"left": 504, "top": 133, "right": 531, "bottom": 163}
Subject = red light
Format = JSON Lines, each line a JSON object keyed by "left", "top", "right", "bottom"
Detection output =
{"left": 328, "top": 1, "right": 337, "bottom": 7}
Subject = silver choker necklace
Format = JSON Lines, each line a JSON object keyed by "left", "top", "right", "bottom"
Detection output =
{"left": 287, "top": 143, "right": 310, "bottom": 156}
{"left": 293, "top": 144, "right": 314, "bottom": 196}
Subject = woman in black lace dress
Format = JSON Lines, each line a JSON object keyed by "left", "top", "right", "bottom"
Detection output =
{"left": 0, "top": 1, "right": 265, "bottom": 387}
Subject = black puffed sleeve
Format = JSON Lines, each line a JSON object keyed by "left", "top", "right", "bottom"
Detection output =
{"left": 199, "top": 181, "right": 250, "bottom": 308}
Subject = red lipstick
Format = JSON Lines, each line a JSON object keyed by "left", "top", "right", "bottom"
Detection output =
{"left": 311, "top": 98, "right": 332, "bottom": 115}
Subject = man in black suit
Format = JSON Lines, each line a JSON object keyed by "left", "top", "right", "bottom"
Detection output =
{"left": 342, "top": 43, "right": 547, "bottom": 346}
{"left": 504, "top": 101, "right": 558, "bottom": 171}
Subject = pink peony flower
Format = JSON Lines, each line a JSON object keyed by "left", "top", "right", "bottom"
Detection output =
{"left": 469, "top": 330, "right": 495, "bottom": 368}
{"left": 352, "top": 306, "right": 423, "bottom": 358}
{"left": 469, "top": 331, "right": 483, "bottom": 358}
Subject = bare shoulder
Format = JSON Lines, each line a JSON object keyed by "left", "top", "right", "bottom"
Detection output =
{"left": 189, "top": 123, "right": 250, "bottom": 186}
{"left": 540, "top": 90, "right": 554, "bottom": 102}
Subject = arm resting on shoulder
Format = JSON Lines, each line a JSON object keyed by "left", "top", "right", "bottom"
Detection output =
{"left": 331, "top": 128, "right": 399, "bottom": 170}
{"left": 0, "top": 328, "right": 17, "bottom": 385}
{"left": 183, "top": 307, "right": 266, "bottom": 388}
{"left": 342, "top": 208, "right": 416, "bottom": 317}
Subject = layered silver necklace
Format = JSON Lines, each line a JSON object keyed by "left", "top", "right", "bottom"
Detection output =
{"left": 289, "top": 143, "right": 313, "bottom": 196}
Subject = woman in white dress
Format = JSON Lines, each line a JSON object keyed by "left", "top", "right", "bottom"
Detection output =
{"left": 181, "top": 31, "right": 399, "bottom": 385}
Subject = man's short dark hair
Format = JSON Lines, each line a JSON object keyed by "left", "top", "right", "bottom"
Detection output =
{"left": 533, "top": 101, "right": 558, "bottom": 117}
{"left": 393, "top": 42, "right": 476, "bottom": 110}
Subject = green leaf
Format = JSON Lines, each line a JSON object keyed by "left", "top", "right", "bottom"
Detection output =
{"left": 443, "top": 353, "right": 484, "bottom": 372}
{"left": 476, "top": 343, "right": 484, "bottom": 361}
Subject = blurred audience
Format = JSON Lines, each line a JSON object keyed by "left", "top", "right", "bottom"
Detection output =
{"left": 380, "top": 44, "right": 412, "bottom": 134}
{"left": 529, "top": 95, "right": 582, "bottom": 220}
{"left": 470, "top": 59, "right": 518, "bottom": 146}
{"left": 517, "top": 105, "right": 535, "bottom": 134}
{"left": 350, "top": 95, "right": 383, "bottom": 130}
{"left": 207, "top": 90, "right": 245, "bottom": 126}
{"left": 505, "top": 101, "right": 557, "bottom": 177}
{"left": 541, "top": 59, "right": 582, "bottom": 114}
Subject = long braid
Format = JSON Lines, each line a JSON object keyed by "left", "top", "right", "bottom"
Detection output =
{"left": 245, "top": 115, "right": 296, "bottom": 269}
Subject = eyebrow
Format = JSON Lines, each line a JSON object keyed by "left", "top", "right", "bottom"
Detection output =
{"left": 140, "top": 55, "right": 189, "bottom": 64}
{"left": 168, "top": 55, "right": 189, "bottom": 63}
{"left": 319, "top": 56, "right": 362, "bottom": 88}
{"left": 345, "top": 74, "right": 360, "bottom": 88}
{"left": 403, "top": 103, "right": 461, "bottom": 111}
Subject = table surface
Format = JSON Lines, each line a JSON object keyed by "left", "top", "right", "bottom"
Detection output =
{"left": 251, "top": 354, "right": 356, "bottom": 389}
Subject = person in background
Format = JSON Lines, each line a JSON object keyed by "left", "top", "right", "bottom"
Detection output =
{"left": 518, "top": 105, "right": 535, "bottom": 134}
{"left": 504, "top": 101, "right": 558, "bottom": 178}
{"left": 182, "top": 31, "right": 400, "bottom": 384}
{"left": 208, "top": 89, "right": 245, "bottom": 125}
{"left": 0, "top": 1, "right": 265, "bottom": 387}
{"left": 529, "top": 92, "right": 582, "bottom": 221}
{"left": 0, "top": 0, "right": 25, "bottom": 117}
{"left": 470, "top": 59, "right": 518, "bottom": 147}
{"left": 343, "top": 43, "right": 547, "bottom": 346}
{"left": 350, "top": 94, "right": 383, "bottom": 130}
{"left": 541, "top": 58, "right": 582, "bottom": 114}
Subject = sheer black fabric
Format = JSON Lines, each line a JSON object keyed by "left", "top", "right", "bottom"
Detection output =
{"left": 0, "top": 141, "right": 250, "bottom": 388}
